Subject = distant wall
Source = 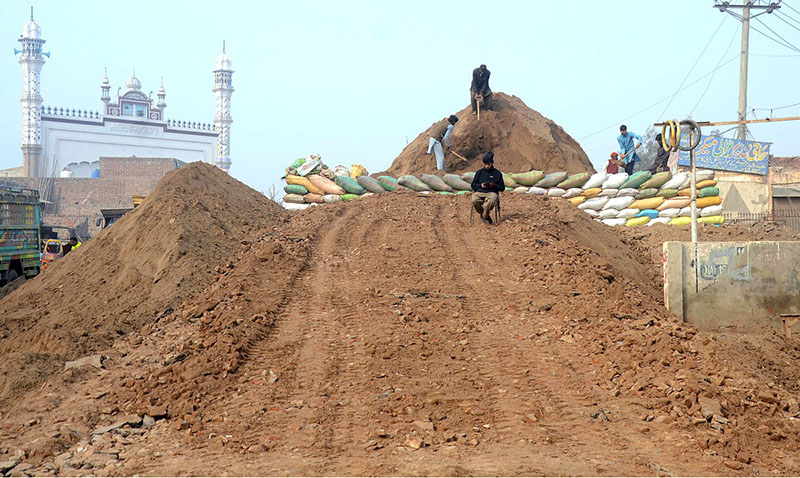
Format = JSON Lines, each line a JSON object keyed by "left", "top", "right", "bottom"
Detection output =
{"left": 663, "top": 241, "right": 800, "bottom": 331}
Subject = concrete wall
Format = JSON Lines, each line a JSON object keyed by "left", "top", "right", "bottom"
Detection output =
{"left": 664, "top": 241, "right": 800, "bottom": 331}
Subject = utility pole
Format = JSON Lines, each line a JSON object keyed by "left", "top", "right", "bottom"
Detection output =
{"left": 714, "top": 1, "right": 781, "bottom": 140}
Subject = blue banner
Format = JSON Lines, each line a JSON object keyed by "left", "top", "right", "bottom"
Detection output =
{"left": 677, "top": 135, "right": 771, "bottom": 175}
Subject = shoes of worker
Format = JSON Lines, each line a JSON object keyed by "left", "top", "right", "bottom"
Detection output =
{"left": 481, "top": 215, "right": 492, "bottom": 225}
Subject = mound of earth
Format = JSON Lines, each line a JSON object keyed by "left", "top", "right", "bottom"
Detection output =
{"left": 0, "top": 162, "right": 287, "bottom": 406}
{"left": 386, "top": 92, "right": 594, "bottom": 176}
{"left": 2, "top": 192, "right": 799, "bottom": 475}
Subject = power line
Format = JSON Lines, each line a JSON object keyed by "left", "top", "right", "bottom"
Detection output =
{"left": 750, "top": 51, "right": 800, "bottom": 56}
{"left": 781, "top": 0, "right": 800, "bottom": 17}
{"left": 775, "top": 11, "right": 800, "bottom": 31}
{"left": 689, "top": 23, "right": 741, "bottom": 117}
{"left": 753, "top": 15, "right": 800, "bottom": 52}
{"left": 776, "top": 10, "right": 800, "bottom": 27}
{"left": 749, "top": 22, "right": 800, "bottom": 52}
{"left": 752, "top": 100, "right": 800, "bottom": 111}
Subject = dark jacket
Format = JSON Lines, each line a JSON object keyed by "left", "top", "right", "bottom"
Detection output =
{"left": 650, "top": 145, "right": 670, "bottom": 174}
{"left": 471, "top": 166, "right": 505, "bottom": 193}
{"left": 470, "top": 68, "right": 491, "bottom": 95}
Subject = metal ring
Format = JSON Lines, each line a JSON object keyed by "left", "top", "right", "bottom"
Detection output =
{"left": 662, "top": 119, "right": 680, "bottom": 152}
{"left": 677, "top": 119, "right": 702, "bottom": 151}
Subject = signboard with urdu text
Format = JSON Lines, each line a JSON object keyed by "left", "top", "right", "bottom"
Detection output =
{"left": 677, "top": 135, "right": 771, "bottom": 175}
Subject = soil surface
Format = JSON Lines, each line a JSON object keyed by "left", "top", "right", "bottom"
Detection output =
{"left": 386, "top": 93, "right": 594, "bottom": 177}
{"left": 1, "top": 171, "right": 800, "bottom": 476}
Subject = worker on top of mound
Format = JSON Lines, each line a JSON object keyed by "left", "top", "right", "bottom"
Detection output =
{"left": 428, "top": 115, "right": 459, "bottom": 171}
{"left": 649, "top": 133, "right": 671, "bottom": 174}
{"left": 471, "top": 151, "right": 505, "bottom": 225}
{"left": 470, "top": 64, "right": 492, "bottom": 115}
{"left": 606, "top": 152, "right": 620, "bottom": 174}
{"left": 617, "top": 125, "right": 643, "bottom": 175}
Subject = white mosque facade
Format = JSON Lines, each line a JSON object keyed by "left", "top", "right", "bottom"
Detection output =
{"left": 15, "top": 13, "right": 234, "bottom": 178}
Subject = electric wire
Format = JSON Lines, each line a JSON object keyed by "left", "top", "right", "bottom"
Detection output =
{"left": 775, "top": 11, "right": 800, "bottom": 32}
{"left": 776, "top": 10, "right": 800, "bottom": 29}
{"left": 752, "top": 16, "right": 800, "bottom": 52}
{"left": 781, "top": 0, "right": 800, "bottom": 17}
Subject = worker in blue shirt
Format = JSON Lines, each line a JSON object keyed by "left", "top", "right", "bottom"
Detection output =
{"left": 617, "top": 125, "right": 642, "bottom": 175}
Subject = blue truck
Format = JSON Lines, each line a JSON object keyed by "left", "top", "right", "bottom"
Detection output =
{"left": 0, "top": 186, "right": 41, "bottom": 285}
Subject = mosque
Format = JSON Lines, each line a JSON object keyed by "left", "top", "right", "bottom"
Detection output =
{"left": 8, "top": 10, "right": 234, "bottom": 178}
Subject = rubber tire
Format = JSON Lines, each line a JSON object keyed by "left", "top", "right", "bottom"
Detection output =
{"left": 6, "top": 269, "right": 19, "bottom": 283}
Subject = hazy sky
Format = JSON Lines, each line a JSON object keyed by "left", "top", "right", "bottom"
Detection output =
{"left": 2, "top": 0, "right": 800, "bottom": 194}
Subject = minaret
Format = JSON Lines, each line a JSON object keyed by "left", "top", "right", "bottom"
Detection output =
{"left": 101, "top": 68, "right": 111, "bottom": 113}
{"left": 16, "top": 8, "right": 47, "bottom": 178}
{"left": 213, "top": 41, "right": 234, "bottom": 173}
{"left": 157, "top": 78, "right": 166, "bottom": 112}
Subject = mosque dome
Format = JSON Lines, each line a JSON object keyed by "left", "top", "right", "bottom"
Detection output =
{"left": 126, "top": 75, "right": 141, "bottom": 91}
{"left": 101, "top": 74, "right": 110, "bottom": 87}
{"left": 215, "top": 52, "right": 232, "bottom": 71}
{"left": 22, "top": 20, "right": 41, "bottom": 40}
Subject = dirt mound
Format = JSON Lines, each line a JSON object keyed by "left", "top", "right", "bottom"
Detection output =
{"left": 0, "top": 162, "right": 287, "bottom": 405}
{"left": 386, "top": 93, "right": 594, "bottom": 176}
{"left": 1, "top": 193, "right": 800, "bottom": 475}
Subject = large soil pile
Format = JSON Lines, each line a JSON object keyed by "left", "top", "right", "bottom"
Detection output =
{"left": 0, "top": 162, "right": 287, "bottom": 405}
{"left": 387, "top": 93, "right": 594, "bottom": 176}
{"left": 1, "top": 192, "right": 799, "bottom": 475}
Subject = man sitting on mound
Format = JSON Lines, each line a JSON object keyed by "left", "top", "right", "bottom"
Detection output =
{"left": 471, "top": 151, "right": 505, "bottom": 224}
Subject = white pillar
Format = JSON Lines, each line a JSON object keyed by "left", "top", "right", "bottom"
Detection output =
{"left": 17, "top": 13, "right": 47, "bottom": 177}
{"left": 213, "top": 43, "right": 234, "bottom": 173}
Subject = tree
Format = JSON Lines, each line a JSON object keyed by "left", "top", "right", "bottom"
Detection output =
{"left": 637, "top": 126, "right": 659, "bottom": 173}
{"left": 264, "top": 184, "right": 281, "bottom": 204}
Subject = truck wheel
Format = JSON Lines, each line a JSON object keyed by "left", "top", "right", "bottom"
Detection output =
{"left": 6, "top": 269, "right": 19, "bottom": 282}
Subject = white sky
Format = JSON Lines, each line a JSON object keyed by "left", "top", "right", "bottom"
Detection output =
{"left": 2, "top": 0, "right": 799, "bottom": 193}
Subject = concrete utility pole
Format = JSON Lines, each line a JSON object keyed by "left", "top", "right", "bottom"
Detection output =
{"left": 714, "top": 1, "right": 781, "bottom": 140}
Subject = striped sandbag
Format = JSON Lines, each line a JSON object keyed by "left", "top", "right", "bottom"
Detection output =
{"left": 335, "top": 175, "right": 367, "bottom": 194}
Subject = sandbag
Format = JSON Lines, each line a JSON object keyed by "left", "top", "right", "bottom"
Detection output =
{"left": 455, "top": 190, "right": 471, "bottom": 195}
{"left": 537, "top": 171, "right": 568, "bottom": 188}
{"left": 599, "top": 189, "right": 618, "bottom": 198}
{"left": 398, "top": 175, "right": 432, "bottom": 192}
{"left": 701, "top": 205, "right": 723, "bottom": 217}
{"left": 304, "top": 193, "right": 324, "bottom": 204}
{"left": 335, "top": 175, "right": 367, "bottom": 194}
{"left": 640, "top": 171, "right": 672, "bottom": 190}
{"left": 513, "top": 186, "right": 530, "bottom": 193}
{"left": 308, "top": 174, "right": 346, "bottom": 195}
{"left": 696, "top": 179, "right": 717, "bottom": 189}
{"left": 696, "top": 169, "right": 715, "bottom": 181}
{"left": 583, "top": 209, "right": 599, "bottom": 218}
{"left": 617, "top": 188, "right": 640, "bottom": 197}
{"left": 376, "top": 178, "right": 398, "bottom": 192}
{"left": 699, "top": 215, "right": 724, "bottom": 225}
{"left": 283, "top": 193, "right": 305, "bottom": 204}
{"left": 461, "top": 172, "right": 476, "bottom": 183}
{"left": 568, "top": 196, "right": 586, "bottom": 206}
{"left": 436, "top": 191, "right": 454, "bottom": 195}
{"left": 284, "top": 202, "right": 311, "bottom": 211}
{"left": 583, "top": 172, "right": 608, "bottom": 189}
{"left": 286, "top": 175, "right": 325, "bottom": 195}
{"left": 662, "top": 172, "right": 687, "bottom": 190}
{"left": 601, "top": 218, "right": 627, "bottom": 227}
{"left": 677, "top": 187, "right": 697, "bottom": 197}
{"left": 557, "top": 172, "right": 590, "bottom": 189}
{"left": 619, "top": 171, "right": 652, "bottom": 189}
{"left": 511, "top": 170, "right": 545, "bottom": 186}
{"left": 658, "top": 208, "right": 681, "bottom": 218}
{"left": 341, "top": 194, "right": 360, "bottom": 201}
{"left": 679, "top": 206, "right": 692, "bottom": 217}
{"left": 697, "top": 196, "right": 722, "bottom": 208}
{"left": 626, "top": 216, "right": 650, "bottom": 227}
{"left": 503, "top": 173, "right": 519, "bottom": 188}
{"left": 578, "top": 197, "right": 609, "bottom": 210}
{"left": 563, "top": 188, "right": 584, "bottom": 199}
{"left": 604, "top": 196, "right": 635, "bottom": 211}
{"left": 636, "top": 188, "right": 658, "bottom": 199}
{"left": 648, "top": 217, "right": 671, "bottom": 226}
{"left": 527, "top": 187, "right": 547, "bottom": 196}
{"left": 420, "top": 174, "right": 454, "bottom": 192}
{"left": 630, "top": 197, "right": 665, "bottom": 210}
{"left": 289, "top": 158, "right": 306, "bottom": 169}
{"left": 350, "top": 164, "right": 367, "bottom": 178}
{"left": 657, "top": 188, "right": 678, "bottom": 198}
{"left": 547, "top": 188, "right": 566, "bottom": 197}
{"left": 323, "top": 194, "right": 341, "bottom": 203}
{"left": 669, "top": 216, "right": 692, "bottom": 226}
{"left": 598, "top": 209, "right": 619, "bottom": 219}
{"left": 637, "top": 209, "right": 659, "bottom": 219}
{"left": 602, "top": 172, "right": 629, "bottom": 189}
{"left": 658, "top": 197, "right": 691, "bottom": 211}
{"left": 583, "top": 188, "right": 602, "bottom": 198}
{"left": 334, "top": 165, "right": 349, "bottom": 177}
{"left": 297, "top": 158, "right": 321, "bottom": 177}
{"left": 699, "top": 186, "right": 719, "bottom": 198}
{"left": 357, "top": 176, "right": 388, "bottom": 194}
{"left": 442, "top": 174, "right": 473, "bottom": 191}
{"left": 284, "top": 184, "right": 308, "bottom": 195}
{"left": 617, "top": 208, "right": 640, "bottom": 219}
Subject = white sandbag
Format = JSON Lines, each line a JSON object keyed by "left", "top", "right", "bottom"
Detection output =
{"left": 598, "top": 208, "right": 619, "bottom": 219}
{"left": 696, "top": 169, "right": 715, "bottom": 181}
{"left": 362, "top": 192, "right": 376, "bottom": 198}
{"left": 601, "top": 218, "right": 627, "bottom": 227}
{"left": 527, "top": 187, "right": 547, "bottom": 196}
{"left": 616, "top": 188, "right": 639, "bottom": 197}
{"left": 583, "top": 209, "right": 599, "bottom": 218}
{"left": 562, "top": 188, "right": 583, "bottom": 199}
{"left": 578, "top": 197, "right": 609, "bottom": 210}
{"left": 598, "top": 189, "right": 618, "bottom": 198}
{"left": 647, "top": 217, "right": 671, "bottom": 226}
{"left": 679, "top": 176, "right": 691, "bottom": 190}
{"left": 604, "top": 196, "right": 635, "bottom": 211}
{"left": 658, "top": 208, "right": 681, "bottom": 218}
{"left": 662, "top": 172, "right": 687, "bottom": 190}
{"left": 679, "top": 206, "right": 693, "bottom": 217}
{"left": 323, "top": 194, "right": 341, "bottom": 203}
{"left": 701, "top": 205, "right": 723, "bottom": 217}
{"left": 617, "top": 208, "right": 640, "bottom": 219}
{"left": 461, "top": 172, "right": 476, "bottom": 183}
{"left": 583, "top": 172, "right": 608, "bottom": 189}
{"left": 283, "top": 193, "right": 305, "bottom": 204}
{"left": 601, "top": 172, "right": 629, "bottom": 189}
{"left": 547, "top": 187, "right": 566, "bottom": 197}
{"left": 513, "top": 186, "right": 530, "bottom": 193}
{"left": 334, "top": 165, "right": 350, "bottom": 177}
{"left": 284, "top": 202, "right": 311, "bottom": 211}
